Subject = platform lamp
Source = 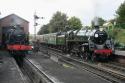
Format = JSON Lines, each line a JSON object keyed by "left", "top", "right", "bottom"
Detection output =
{"left": 34, "top": 12, "right": 44, "bottom": 40}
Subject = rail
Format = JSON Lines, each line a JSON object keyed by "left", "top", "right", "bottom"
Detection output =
{"left": 23, "top": 58, "right": 55, "bottom": 83}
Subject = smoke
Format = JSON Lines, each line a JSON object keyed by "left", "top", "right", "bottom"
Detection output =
{"left": 90, "top": 0, "right": 99, "bottom": 26}
{"left": 93, "top": 17, "right": 99, "bottom": 26}
{"left": 92, "top": 0, "right": 99, "bottom": 17}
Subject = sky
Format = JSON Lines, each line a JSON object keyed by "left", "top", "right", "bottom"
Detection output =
{"left": 0, "top": 0, "right": 124, "bottom": 34}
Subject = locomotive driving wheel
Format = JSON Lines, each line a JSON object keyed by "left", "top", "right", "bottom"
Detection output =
{"left": 81, "top": 45, "right": 90, "bottom": 61}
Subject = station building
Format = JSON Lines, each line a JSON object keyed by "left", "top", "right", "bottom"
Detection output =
{"left": 0, "top": 14, "right": 29, "bottom": 45}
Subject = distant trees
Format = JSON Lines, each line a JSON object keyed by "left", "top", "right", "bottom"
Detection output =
{"left": 91, "top": 17, "right": 106, "bottom": 28}
{"left": 68, "top": 16, "right": 82, "bottom": 30}
{"left": 116, "top": 1, "right": 125, "bottom": 28}
{"left": 48, "top": 11, "right": 68, "bottom": 33}
{"left": 116, "top": 1, "right": 125, "bottom": 22}
{"left": 98, "top": 17, "right": 106, "bottom": 26}
{"left": 37, "top": 24, "right": 49, "bottom": 35}
{"left": 106, "top": 1, "right": 125, "bottom": 29}
{"left": 38, "top": 11, "right": 83, "bottom": 35}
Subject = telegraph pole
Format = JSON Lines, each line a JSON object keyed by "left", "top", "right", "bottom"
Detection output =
{"left": 34, "top": 12, "right": 37, "bottom": 40}
{"left": 34, "top": 12, "right": 44, "bottom": 40}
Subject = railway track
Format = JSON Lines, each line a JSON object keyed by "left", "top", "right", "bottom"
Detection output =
{"left": 110, "top": 61, "right": 125, "bottom": 68}
{"left": 24, "top": 58, "right": 56, "bottom": 83}
{"left": 16, "top": 56, "right": 56, "bottom": 83}
{"left": 100, "top": 62, "right": 125, "bottom": 72}
{"left": 39, "top": 46, "right": 125, "bottom": 83}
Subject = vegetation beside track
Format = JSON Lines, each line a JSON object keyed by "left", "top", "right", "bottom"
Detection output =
{"left": 106, "top": 28, "right": 125, "bottom": 50}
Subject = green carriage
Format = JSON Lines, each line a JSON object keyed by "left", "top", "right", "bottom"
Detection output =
{"left": 47, "top": 33, "right": 57, "bottom": 45}
{"left": 56, "top": 33, "right": 65, "bottom": 45}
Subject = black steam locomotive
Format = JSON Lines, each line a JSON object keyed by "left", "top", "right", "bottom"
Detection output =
{"left": 75, "top": 26, "right": 114, "bottom": 61}
{"left": 36, "top": 26, "right": 114, "bottom": 61}
{"left": 3, "top": 25, "right": 32, "bottom": 60}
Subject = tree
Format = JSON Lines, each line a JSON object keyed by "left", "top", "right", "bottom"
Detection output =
{"left": 49, "top": 11, "right": 68, "bottom": 32}
{"left": 116, "top": 1, "right": 125, "bottom": 22}
{"left": 98, "top": 17, "right": 106, "bottom": 26}
{"left": 68, "top": 16, "right": 82, "bottom": 30}
{"left": 91, "top": 17, "right": 106, "bottom": 28}
{"left": 116, "top": 1, "right": 125, "bottom": 28}
{"left": 37, "top": 11, "right": 84, "bottom": 34}
{"left": 37, "top": 24, "right": 49, "bottom": 35}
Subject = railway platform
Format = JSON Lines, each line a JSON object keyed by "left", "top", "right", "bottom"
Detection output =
{"left": 0, "top": 51, "right": 25, "bottom": 83}
{"left": 114, "top": 50, "right": 125, "bottom": 64}
{"left": 115, "top": 50, "right": 125, "bottom": 56}
{"left": 26, "top": 52, "right": 111, "bottom": 83}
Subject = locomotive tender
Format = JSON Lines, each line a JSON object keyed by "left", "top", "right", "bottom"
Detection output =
{"left": 36, "top": 26, "right": 114, "bottom": 61}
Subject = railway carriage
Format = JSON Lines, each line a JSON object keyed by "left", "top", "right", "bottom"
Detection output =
{"left": 48, "top": 33, "right": 57, "bottom": 45}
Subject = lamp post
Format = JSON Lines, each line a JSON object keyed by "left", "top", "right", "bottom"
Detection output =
{"left": 34, "top": 12, "right": 44, "bottom": 40}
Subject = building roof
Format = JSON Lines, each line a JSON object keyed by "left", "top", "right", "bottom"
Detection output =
{"left": 0, "top": 13, "right": 29, "bottom": 23}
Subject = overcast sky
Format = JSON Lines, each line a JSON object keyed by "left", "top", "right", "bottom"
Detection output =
{"left": 0, "top": 0, "right": 124, "bottom": 34}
